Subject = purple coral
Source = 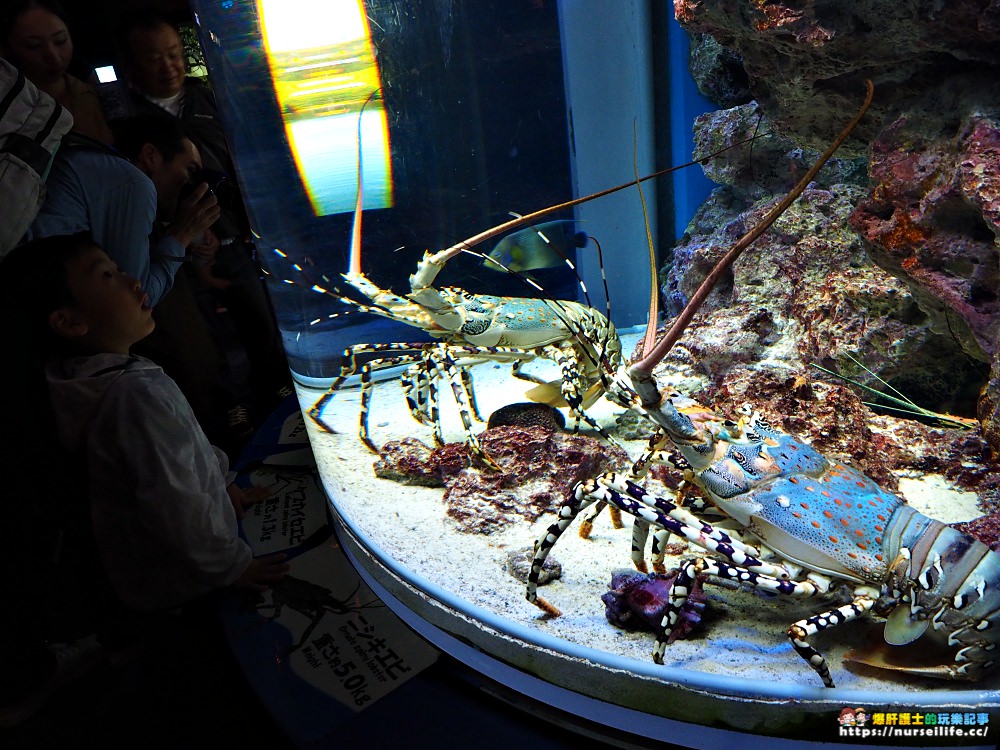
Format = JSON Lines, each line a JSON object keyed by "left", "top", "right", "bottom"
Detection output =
{"left": 602, "top": 570, "right": 707, "bottom": 641}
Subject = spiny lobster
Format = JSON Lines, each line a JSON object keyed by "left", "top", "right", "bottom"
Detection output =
{"left": 525, "top": 80, "right": 1000, "bottom": 688}
{"left": 277, "top": 130, "right": 761, "bottom": 469}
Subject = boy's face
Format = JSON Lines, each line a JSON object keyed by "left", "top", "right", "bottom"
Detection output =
{"left": 55, "top": 245, "right": 155, "bottom": 353}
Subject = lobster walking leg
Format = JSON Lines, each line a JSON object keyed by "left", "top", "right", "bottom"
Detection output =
{"left": 527, "top": 486, "right": 603, "bottom": 617}
{"left": 577, "top": 425, "right": 684, "bottom": 541}
{"left": 578, "top": 500, "right": 625, "bottom": 540}
{"left": 309, "top": 342, "right": 428, "bottom": 439}
{"left": 458, "top": 367, "right": 484, "bottom": 423}
{"left": 400, "top": 355, "right": 483, "bottom": 430}
{"left": 662, "top": 557, "right": 876, "bottom": 688}
{"left": 399, "top": 343, "right": 509, "bottom": 468}
{"left": 400, "top": 361, "right": 437, "bottom": 427}
{"left": 527, "top": 472, "right": 773, "bottom": 616}
{"left": 788, "top": 596, "right": 877, "bottom": 688}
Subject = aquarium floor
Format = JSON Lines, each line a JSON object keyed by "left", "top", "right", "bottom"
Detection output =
{"left": 2, "top": 383, "right": 672, "bottom": 750}
{"left": 2, "top": 641, "right": 650, "bottom": 749}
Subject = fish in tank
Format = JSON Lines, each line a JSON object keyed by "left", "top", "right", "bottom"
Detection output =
{"left": 189, "top": 0, "right": 1000, "bottom": 734}
{"left": 481, "top": 220, "right": 588, "bottom": 276}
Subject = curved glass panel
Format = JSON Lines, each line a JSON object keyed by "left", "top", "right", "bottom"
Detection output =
{"left": 191, "top": 0, "right": 711, "bottom": 380}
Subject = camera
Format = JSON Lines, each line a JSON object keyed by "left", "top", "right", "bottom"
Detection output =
{"left": 182, "top": 167, "right": 240, "bottom": 211}
{"left": 177, "top": 168, "right": 247, "bottom": 243}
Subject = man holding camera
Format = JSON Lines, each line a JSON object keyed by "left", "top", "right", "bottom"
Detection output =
{"left": 28, "top": 116, "right": 220, "bottom": 308}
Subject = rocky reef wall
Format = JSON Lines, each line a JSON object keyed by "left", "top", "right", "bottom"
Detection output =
{"left": 669, "top": 0, "right": 1000, "bottom": 451}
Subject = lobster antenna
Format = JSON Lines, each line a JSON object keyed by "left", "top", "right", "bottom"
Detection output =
{"left": 431, "top": 133, "right": 772, "bottom": 268}
{"left": 628, "top": 79, "right": 875, "bottom": 405}
{"left": 748, "top": 107, "right": 766, "bottom": 197}
{"left": 809, "top": 358, "right": 974, "bottom": 430}
{"left": 281, "top": 130, "right": 769, "bottom": 323}
{"left": 633, "top": 121, "right": 660, "bottom": 364}
{"left": 589, "top": 236, "right": 612, "bottom": 323}
{"left": 842, "top": 351, "right": 914, "bottom": 407}
{"left": 277, "top": 129, "right": 776, "bottom": 377}
{"left": 348, "top": 88, "right": 383, "bottom": 277}
{"left": 271, "top": 249, "right": 404, "bottom": 323}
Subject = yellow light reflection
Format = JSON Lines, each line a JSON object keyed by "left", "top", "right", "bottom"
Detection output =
{"left": 257, "top": 0, "right": 392, "bottom": 216}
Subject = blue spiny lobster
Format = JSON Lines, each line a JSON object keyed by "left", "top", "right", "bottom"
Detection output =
{"left": 525, "top": 80, "right": 1000, "bottom": 688}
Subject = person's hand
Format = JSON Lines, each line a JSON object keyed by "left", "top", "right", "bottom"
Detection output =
{"left": 190, "top": 226, "right": 220, "bottom": 263}
{"left": 236, "top": 553, "right": 290, "bottom": 592}
{"left": 167, "top": 182, "right": 221, "bottom": 248}
{"left": 190, "top": 227, "right": 233, "bottom": 288}
{"left": 226, "top": 482, "right": 273, "bottom": 520}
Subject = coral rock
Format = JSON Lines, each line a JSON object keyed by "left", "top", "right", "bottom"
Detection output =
{"left": 850, "top": 113, "right": 1000, "bottom": 360}
{"left": 373, "top": 437, "right": 469, "bottom": 486}
{"left": 375, "top": 426, "right": 629, "bottom": 535}
{"left": 487, "top": 402, "right": 566, "bottom": 431}
{"left": 673, "top": 0, "right": 1000, "bottom": 449}
{"left": 675, "top": 0, "right": 1000, "bottom": 152}
{"left": 505, "top": 547, "right": 562, "bottom": 584}
{"left": 444, "top": 427, "right": 629, "bottom": 535}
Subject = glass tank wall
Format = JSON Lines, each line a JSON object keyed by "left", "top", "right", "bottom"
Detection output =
{"left": 189, "top": 0, "right": 713, "bottom": 381}
{"left": 186, "top": 3, "right": 1000, "bottom": 733}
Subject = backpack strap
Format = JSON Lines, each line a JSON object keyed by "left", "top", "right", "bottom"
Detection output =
{"left": 1, "top": 59, "right": 75, "bottom": 258}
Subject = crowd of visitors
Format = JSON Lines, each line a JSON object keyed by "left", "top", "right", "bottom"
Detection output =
{"left": 0, "top": 1, "right": 293, "bottom": 730}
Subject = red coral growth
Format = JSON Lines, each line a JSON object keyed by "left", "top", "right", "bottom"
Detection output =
{"left": 444, "top": 427, "right": 629, "bottom": 534}
{"left": 376, "top": 426, "right": 629, "bottom": 535}
{"left": 952, "top": 514, "right": 1000, "bottom": 552}
{"left": 374, "top": 437, "right": 469, "bottom": 486}
{"left": 882, "top": 212, "right": 932, "bottom": 255}
{"left": 960, "top": 118, "right": 1000, "bottom": 230}
{"left": 850, "top": 112, "right": 1000, "bottom": 359}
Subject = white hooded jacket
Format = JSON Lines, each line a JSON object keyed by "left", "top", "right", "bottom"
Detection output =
{"left": 47, "top": 352, "right": 251, "bottom": 611}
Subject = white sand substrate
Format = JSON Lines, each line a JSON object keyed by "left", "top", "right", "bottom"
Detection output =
{"left": 295, "top": 334, "right": 998, "bottom": 696}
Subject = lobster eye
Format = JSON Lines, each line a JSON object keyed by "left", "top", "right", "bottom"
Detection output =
{"left": 728, "top": 445, "right": 768, "bottom": 478}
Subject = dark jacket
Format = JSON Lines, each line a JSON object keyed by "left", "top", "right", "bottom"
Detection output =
{"left": 129, "top": 78, "right": 249, "bottom": 242}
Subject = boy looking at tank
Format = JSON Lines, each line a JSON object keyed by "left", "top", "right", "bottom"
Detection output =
{"left": 0, "top": 232, "right": 289, "bottom": 614}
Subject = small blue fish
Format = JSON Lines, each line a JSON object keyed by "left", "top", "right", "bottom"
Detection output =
{"left": 483, "top": 220, "right": 587, "bottom": 274}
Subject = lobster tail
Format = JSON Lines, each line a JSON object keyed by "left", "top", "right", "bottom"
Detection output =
{"left": 881, "top": 506, "right": 999, "bottom": 679}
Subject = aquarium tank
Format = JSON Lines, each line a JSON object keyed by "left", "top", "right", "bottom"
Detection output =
{"left": 187, "top": 2, "right": 1000, "bottom": 740}
{"left": 189, "top": 0, "right": 714, "bottom": 382}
